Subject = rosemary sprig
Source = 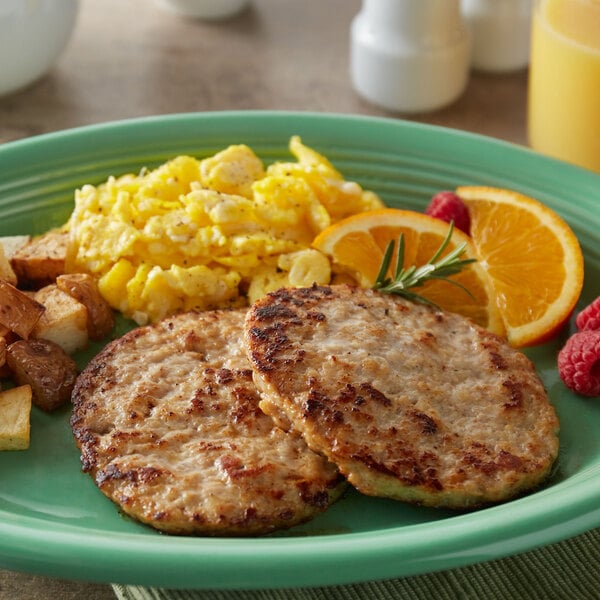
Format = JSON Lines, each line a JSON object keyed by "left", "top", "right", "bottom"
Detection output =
{"left": 372, "top": 221, "right": 476, "bottom": 307}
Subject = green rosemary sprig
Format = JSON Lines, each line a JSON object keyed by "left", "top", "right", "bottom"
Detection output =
{"left": 372, "top": 221, "right": 476, "bottom": 307}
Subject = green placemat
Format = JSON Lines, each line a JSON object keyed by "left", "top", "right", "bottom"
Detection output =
{"left": 112, "top": 527, "right": 599, "bottom": 600}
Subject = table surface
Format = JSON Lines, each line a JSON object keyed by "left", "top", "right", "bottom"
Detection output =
{"left": 0, "top": 0, "right": 532, "bottom": 598}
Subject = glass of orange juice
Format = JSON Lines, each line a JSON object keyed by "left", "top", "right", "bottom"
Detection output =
{"left": 527, "top": 0, "right": 600, "bottom": 173}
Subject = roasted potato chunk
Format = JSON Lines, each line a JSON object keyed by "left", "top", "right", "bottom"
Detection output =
{"left": 0, "top": 243, "right": 17, "bottom": 286}
{"left": 0, "top": 385, "right": 32, "bottom": 450}
{"left": 10, "top": 229, "right": 68, "bottom": 288}
{"left": 0, "top": 337, "right": 5, "bottom": 380}
{"left": 32, "top": 284, "right": 89, "bottom": 354}
{"left": 0, "top": 235, "right": 30, "bottom": 259}
{"left": 0, "top": 325, "right": 17, "bottom": 378}
{"left": 6, "top": 339, "right": 77, "bottom": 412}
{"left": 0, "top": 280, "right": 45, "bottom": 339}
{"left": 56, "top": 273, "right": 115, "bottom": 340}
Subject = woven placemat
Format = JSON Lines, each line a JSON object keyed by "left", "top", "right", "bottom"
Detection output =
{"left": 112, "top": 527, "right": 599, "bottom": 600}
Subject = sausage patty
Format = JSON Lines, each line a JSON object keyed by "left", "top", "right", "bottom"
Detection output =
{"left": 244, "top": 285, "right": 560, "bottom": 509}
{"left": 71, "top": 309, "right": 345, "bottom": 535}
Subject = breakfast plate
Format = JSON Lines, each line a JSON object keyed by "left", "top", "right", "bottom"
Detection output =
{"left": 0, "top": 111, "right": 598, "bottom": 589}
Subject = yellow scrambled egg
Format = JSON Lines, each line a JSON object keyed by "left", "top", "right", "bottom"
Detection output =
{"left": 66, "top": 136, "right": 383, "bottom": 324}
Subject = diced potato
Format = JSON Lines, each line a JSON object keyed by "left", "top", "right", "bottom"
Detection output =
{"left": 0, "top": 243, "right": 17, "bottom": 286}
{"left": 0, "top": 335, "right": 10, "bottom": 378}
{"left": 0, "top": 280, "right": 45, "bottom": 339}
{"left": 6, "top": 339, "right": 77, "bottom": 412}
{"left": 0, "top": 384, "right": 32, "bottom": 451}
{"left": 56, "top": 273, "right": 115, "bottom": 340}
{"left": 10, "top": 229, "right": 69, "bottom": 288}
{"left": 32, "top": 284, "right": 89, "bottom": 354}
{"left": 0, "top": 235, "right": 30, "bottom": 259}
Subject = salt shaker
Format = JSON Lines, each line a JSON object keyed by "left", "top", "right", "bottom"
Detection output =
{"left": 350, "top": 0, "right": 471, "bottom": 113}
{"left": 461, "top": 0, "right": 532, "bottom": 72}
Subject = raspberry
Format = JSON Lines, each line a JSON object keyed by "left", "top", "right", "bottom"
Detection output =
{"left": 558, "top": 329, "right": 600, "bottom": 397}
{"left": 425, "top": 191, "right": 471, "bottom": 235}
{"left": 575, "top": 296, "right": 600, "bottom": 331}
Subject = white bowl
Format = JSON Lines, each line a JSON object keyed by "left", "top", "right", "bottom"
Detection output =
{"left": 0, "top": 0, "right": 79, "bottom": 97}
{"left": 154, "top": 0, "right": 249, "bottom": 20}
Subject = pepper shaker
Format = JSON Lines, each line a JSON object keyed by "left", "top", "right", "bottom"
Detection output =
{"left": 350, "top": 0, "right": 471, "bottom": 113}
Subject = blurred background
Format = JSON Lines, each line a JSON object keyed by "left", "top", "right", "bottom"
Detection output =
{"left": 0, "top": 0, "right": 530, "bottom": 147}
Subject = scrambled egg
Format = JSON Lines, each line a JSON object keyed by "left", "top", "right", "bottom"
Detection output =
{"left": 66, "top": 136, "right": 383, "bottom": 324}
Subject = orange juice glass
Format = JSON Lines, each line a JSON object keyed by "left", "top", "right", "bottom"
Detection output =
{"left": 528, "top": 0, "right": 600, "bottom": 173}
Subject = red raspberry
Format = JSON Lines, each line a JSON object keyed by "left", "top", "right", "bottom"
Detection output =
{"left": 575, "top": 296, "right": 600, "bottom": 331}
{"left": 425, "top": 191, "right": 471, "bottom": 235}
{"left": 558, "top": 330, "right": 600, "bottom": 397}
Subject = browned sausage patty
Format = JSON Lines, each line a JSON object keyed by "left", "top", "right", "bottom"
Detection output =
{"left": 244, "top": 285, "right": 560, "bottom": 509}
{"left": 71, "top": 309, "right": 345, "bottom": 535}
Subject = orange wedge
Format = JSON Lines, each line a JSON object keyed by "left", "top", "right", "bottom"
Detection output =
{"left": 312, "top": 208, "right": 505, "bottom": 335}
{"left": 457, "top": 186, "right": 584, "bottom": 347}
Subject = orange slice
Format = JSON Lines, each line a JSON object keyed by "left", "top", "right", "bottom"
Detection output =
{"left": 312, "top": 208, "right": 505, "bottom": 334}
{"left": 457, "top": 186, "right": 584, "bottom": 347}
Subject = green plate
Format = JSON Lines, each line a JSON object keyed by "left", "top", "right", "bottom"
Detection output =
{"left": 0, "top": 111, "right": 599, "bottom": 590}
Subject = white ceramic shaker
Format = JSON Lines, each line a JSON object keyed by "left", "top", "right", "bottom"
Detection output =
{"left": 350, "top": 0, "right": 471, "bottom": 113}
{"left": 461, "top": 0, "right": 532, "bottom": 72}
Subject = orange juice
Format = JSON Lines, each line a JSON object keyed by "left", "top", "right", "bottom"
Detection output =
{"left": 528, "top": 0, "right": 600, "bottom": 173}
